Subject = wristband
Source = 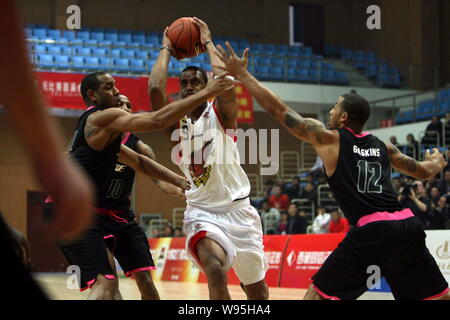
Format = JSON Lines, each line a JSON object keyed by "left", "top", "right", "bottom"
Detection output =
{"left": 205, "top": 40, "right": 213, "bottom": 46}
{"left": 160, "top": 46, "right": 174, "bottom": 54}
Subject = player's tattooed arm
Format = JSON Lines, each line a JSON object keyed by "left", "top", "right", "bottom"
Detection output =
{"left": 386, "top": 142, "right": 447, "bottom": 179}
{"left": 283, "top": 110, "right": 332, "bottom": 145}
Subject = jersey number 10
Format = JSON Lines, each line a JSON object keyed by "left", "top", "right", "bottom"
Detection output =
{"left": 357, "top": 160, "right": 382, "bottom": 193}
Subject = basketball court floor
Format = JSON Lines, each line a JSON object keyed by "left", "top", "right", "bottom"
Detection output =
{"left": 35, "top": 273, "right": 393, "bottom": 300}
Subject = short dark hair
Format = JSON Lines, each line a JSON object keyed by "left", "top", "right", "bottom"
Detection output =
{"left": 340, "top": 93, "right": 370, "bottom": 128}
{"left": 80, "top": 72, "right": 107, "bottom": 105}
{"left": 180, "top": 66, "right": 208, "bottom": 83}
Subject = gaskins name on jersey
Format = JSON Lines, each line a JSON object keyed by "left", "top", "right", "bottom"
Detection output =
{"left": 353, "top": 145, "right": 381, "bottom": 157}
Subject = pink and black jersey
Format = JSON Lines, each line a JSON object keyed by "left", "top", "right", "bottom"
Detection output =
{"left": 326, "top": 127, "right": 403, "bottom": 227}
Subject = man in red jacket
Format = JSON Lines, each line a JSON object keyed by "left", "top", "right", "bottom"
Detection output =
{"left": 269, "top": 185, "right": 290, "bottom": 211}
{"left": 329, "top": 210, "right": 350, "bottom": 233}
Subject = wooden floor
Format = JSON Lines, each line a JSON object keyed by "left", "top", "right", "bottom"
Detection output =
{"left": 34, "top": 273, "right": 393, "bottom": 300}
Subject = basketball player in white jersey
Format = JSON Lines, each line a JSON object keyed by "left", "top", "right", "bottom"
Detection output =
{"left": 149, "top": 19, "right": 269, "bottom": 300}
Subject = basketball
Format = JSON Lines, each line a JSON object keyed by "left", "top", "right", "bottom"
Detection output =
{"left": 166, "top": 17, "right": 202, "bottom": 60}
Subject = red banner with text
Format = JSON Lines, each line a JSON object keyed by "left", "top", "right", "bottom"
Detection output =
{"left": 34, "top": 71, "right": 253, "bottom": 123}
{"left": 148, "top": 233, "right": 346, "bottom": 289}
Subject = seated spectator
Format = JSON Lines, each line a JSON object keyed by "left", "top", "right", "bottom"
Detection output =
{"left": 392, "top": 177, "right": 402, "bottom": 194}
{"left": 390, "top": 135, "right": 398, "bottom": 146}
{"left": 284, "top": 176, "right": 302, "bottom": 200}
{"left": 428, "top": 196, "right": 448, "bottom": 230}
{"left": 276, "top": 212, "right": 289, "bottom": 235}
{"left": 286, "top": 204, "right": 308, "bottom": 234}
{"left": 328, "top": 210, "right": 350, "bottom": 233}
{"left": 421, "top": 116, "right": 443, "bottom": 147}
{"left": 311, "top": 207, "right": 331, "bottom": 234}
{"left": 406, "top": 133, "right": 419, "bottom": 160}
{"left": 173, "top": 227, "right": 183, "bottom": 237}
{"left": 269, "top": 185, "right": 290, "bottom": 212}
{"left": 398, "top": 180, "right": 431, "bottom": 229}
{"left": 429, "top": 186, "right": 442, "bottom": 209}
{"left": 151, "top": 228, "right": 160, "bottom": 238}
{"left": 259, "top": 200, "right": 281, "bottom": 234}
{"left": 444, "top": 112, "right": 450, "bottom": 146}
{"left": 442, "top": 170, "right": 450, "bottom": 195}
{"left": 162, "top": 225, "right": 174, "bottom": 237}
{"left": 299, "top": 182, "right": 318, "bottom": 207}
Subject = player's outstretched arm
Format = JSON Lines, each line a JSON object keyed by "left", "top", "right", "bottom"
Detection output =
{"left": 91, "top": 75, "right": 234, "bottom": 133}
{"left": 0, "top": 0, "right": 94, "bottom": 239}
{"left": 193, "top": 17, "right": 239, "bottom": 130}
{"left": 135, "top": 140, "right": 186, "bottom": 199}
{"left": 386, "top": 143, "right": 447, "bottom": 180}
{"left": 215, "top": 42, "right": 337, "bottom": 146}
{"left": 118, "top": 144, "right": 191, "bottom": 192}
{"left": 148, "top": 27, "right": 173, "bottom": 111}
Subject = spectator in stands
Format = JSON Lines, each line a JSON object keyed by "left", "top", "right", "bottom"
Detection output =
{"left": 430, "top": 186, "right": 442, "bottom": 209}
{"left": 392, "top": 177, "right": 402, "bottom": 194}
{"left": 173, "top": 227, "right": 183, "bottom": 237}
{"left": 311, "top": 207, "right": 331, "bottom": 234}
{"left": 406, "top": 133, "right": 419, "bottom": 160}
{"left": 269, "top": 185, "right": 290, "bottom": 212}
{"left": 444, "top": 112, "right": 450, "bottom": 146}
{"left": 299, "top": 182, "right": 318, "bottom": 207}
{"left": 428, "top": 196, "right": 448, "bottom": 230}
{"left": 390, "top": 135, "right": 399, "bottom": 146}
{"left": 398, "top": 180, "right": 431, "bottom": 229}
{"left": 276, "top": 212, "right": 289, "bottom": 235}
{"left": 162, "top": 225, "right": 174, "bottom": 237}
{"left": 442, "top": 170, "right": 450, "bottom": 195}
{"left": 328, "top": 209, "right": 350, "bottom": 233}
{"left": 309, "top": 156, "right": 325, "bottom": 180}
{"left": 259, "top": 200, "right": 281, "bottom": 235}
{"left": 425, "top": 174, "right": 446, "bottom": 197}
{"left": 151, "top": 228, "right": 160, "bottom": 238}
{"left": 284, "top": 176, "right": 302, "bottom": 200}
{"left": 286, "top": 204, "right": 308, "bottom": 234}
{"left": 421, "top": 116, "right": 443, "bottom": 147}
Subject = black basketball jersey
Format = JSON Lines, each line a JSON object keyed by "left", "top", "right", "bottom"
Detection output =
{"left": 98, "top": 133, "right": 140, "bottom": 210}
{"left": 327, "top": 128, "right": 403, "bottom": 227}
{"left": 68, "top": 107, "right": 122, "bottom": 206}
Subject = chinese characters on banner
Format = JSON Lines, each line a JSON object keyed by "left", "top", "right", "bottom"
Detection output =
{"left": 35, "top": 71, "right": 254, "bottom": 123}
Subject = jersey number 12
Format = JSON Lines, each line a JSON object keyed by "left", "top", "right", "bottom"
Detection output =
{"left": 357, "top": 160, "right": 382, "bottom": 193}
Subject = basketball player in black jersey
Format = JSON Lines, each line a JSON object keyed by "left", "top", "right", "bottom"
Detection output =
{"left": 101, "top": 94, "right": 185, "bottom": 300}
{"left": 56, "top": 71, "right": 234, "bottom": 300}
{"left": 216, "top": 42, "right": 449, "bottom": 300}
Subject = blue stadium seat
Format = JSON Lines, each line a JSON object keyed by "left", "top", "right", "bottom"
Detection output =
{"left": 48, "top": 46, "right": 63, "bottom": 55}
{"left": 104, "top": 32, "right": 119, "bottom": 42}
{"left": 250, "top": 43, "right": 263, "bottom": 54}
{"left": 111, "top": 49, "right": 122, "bottom": 57}
{"left": 99, "top": 57, "right": 112, "bottom": 69}
{"left": 72, "top": 56, "right": 86, "bottom": 69}
{"left": 299, "top": 46, "right": 312, "bottom": 58}
{"left": 255, "top": 66, "right": 270, "bottom": 80}
{"left": 129, "top": 59, "right": 146, "bottom": 73}
{"left": 90, "top": 32, "right": 105, "bottom": 41}
{"left": 84, "top": 39, "right": 99, "bottom": 46}
{"left": 76, "top": 31, "right": 90, "bottom": 40}
{"left": 146, "top": 35, "right": 160, "bottom": 45}
{"left": 119, "top": 33, "right": 132, "bottom": 42}
{"left": 121, "top": 49, "right": 136, "bottom": 58}
{"left": 308, "top": 60, "right": 319, "bottom": 69}
{"left": 271, "top": 58, "right": 285, "bottom": 68}
{"left": 298, "top": 60, "right": 310, "bottom": 69}
{"left": 271, "top": 67, "right": 284, "bottom": 81}
{"left": 287, "top": 60, "right": 298, "bottom": 68}
{"left": 32, "top": 28, "right": 48, "bottom": 38}
{"left": 297, "top": 69, "right": 309, "bottom": 82}
{"left": 54, "top": 55, "right": 71, "bottom": 68}
{"left": 92, "top": 48, "right": 108, "bottom": 57}
{"left": 308, "top": 70, "right": 319, "bottom": 83}
{"left": 37, "top": 54, "right": 54, "bottom": 68}
{"left": 336, "top": 72, "right": 349, "bottom": 85}
{"left": 24, "top": 28, "right": 32, "bottom": 38}
{"left": 321, "top": 70, "right": 335, "bottom": 84}
{"left": 287, "top": 69, "right": 299, "bottom": 81}
{"left": 365, "top": 64, "right": 377, "bottom": 78}
{"left": 76, "top": 47, "right": 92, "bottom": 56}
{"left": 113, "top": 58, "right": 131, "bottom": 72}
{"left": 62, "top": 30, "right": 76, "bottom": 40}
{"left": 132, "top": 34, "right": 147, "bottom": 45}
{"left": 34, "top": 45, "right": 47, "bottom": 54}
{"left": 259, "top": 58, "right": 271, "bottom": 66}
{"left": 276, "top": 45, "right": 289, "bottom": 54}
{"left": 85, "top": 57, "right": 101, "bottom": 70}
{"left": 47, "top": 29, "right": 61, "bottom": 39}
{"left": 135, "top": 51, "right": 149, "bottom": 59}
{"left": 61, "top": 46, "right": 73, "bottom": 55}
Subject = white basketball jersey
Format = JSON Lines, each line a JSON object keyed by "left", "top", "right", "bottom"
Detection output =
{"left": 177, "top": 101, "right": 251, "bottom": 210}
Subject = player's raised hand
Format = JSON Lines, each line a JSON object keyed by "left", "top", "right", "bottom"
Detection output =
{"left": 425, "top": 148, "right": 448, "bottom": 170}
{"left": 192, "top": 17, "right": 211, "bottom": 53}
{"left": 214, "top": 41, "right": 249, "bottom": 79}
{"left": 204, "top": 71, "right": 236, "bottom": 98}
{"left": 161, "top": 26, "right": 178, "bottom": 59}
